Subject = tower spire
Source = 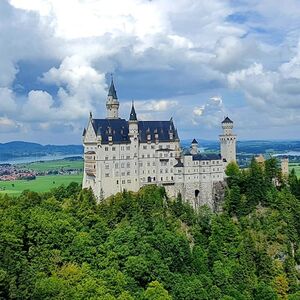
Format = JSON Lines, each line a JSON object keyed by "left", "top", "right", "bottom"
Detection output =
{"left": 108, "top": 76, "right": 118, "bottom": 99}
{"left": 129, "top": 100, "right": 137, "bottom": 121}
{"left": 106, "top": 75, "right": 120, "bottom": 119}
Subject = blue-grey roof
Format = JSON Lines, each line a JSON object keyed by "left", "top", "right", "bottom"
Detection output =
{"left": 90, "top": 118, "right": 179, "bottom": 144}
{"left": 108, "top": 80, "right": 118, "bottom": 99}
{"left": 192, "top": 153, "right": 221, "bottom": 161}
{"left": 222, "top": 116, "right": 233, "bottom": 123}
{"left": 129, "top": 103, "right": 137, "bottom": 121}
{"left": 191, "top": 138, "right": 198, "bottom": 144}
{"left": 174, "top": 159, "right": 184, "bottom": 167}
{"left": 138, "top": 120, "right": 179, "bottom": 143}
{"left": 92, "top": 119, "right": 130, "bottom": 144}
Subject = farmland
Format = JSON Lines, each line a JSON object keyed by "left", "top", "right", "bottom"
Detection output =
{"left": 0, "top": 174, "right": 83, "bottom": 195}
{"left": 289, "top": 163, "right": 300, "bottom": 177}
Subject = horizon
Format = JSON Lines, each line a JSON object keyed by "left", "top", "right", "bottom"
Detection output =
{"left": 0, "top": 1, "right": 300, "bottom": 144}
{"left": 1, "top": 138, "right": 300, "bottom": 147}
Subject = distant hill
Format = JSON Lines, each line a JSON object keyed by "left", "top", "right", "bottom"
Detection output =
{"left": 0, "top": 141, "right": 83, "bottom": 161}
{"left": 182, "top": 139, "right": 300, "bottom": 154}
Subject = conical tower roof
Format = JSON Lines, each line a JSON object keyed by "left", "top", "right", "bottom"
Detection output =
{"left": 129, "top": 102, "right": 137, "bottom": 121}
{"left": 108, "top": 79, "right": 118, "bottom": 99}
{"left": 221, "top": 116, "right": 233, "bottom": 123}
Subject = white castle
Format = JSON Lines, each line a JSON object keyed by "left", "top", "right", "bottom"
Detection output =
{"left": 82, "top": 80, "right": 237, "bottom": 210}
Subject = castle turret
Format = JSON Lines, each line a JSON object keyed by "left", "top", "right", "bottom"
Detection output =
{"left": 219, "top": 117, "right": 236, "bottom": 165}
{"left": 128, "top": 101, "right": 138, "bottom": 137}
{"left": 190, "top": 138, "right": 199, "bottom": 155}
{"left": 106, "top": 79, "right": 119, "bottom": 119}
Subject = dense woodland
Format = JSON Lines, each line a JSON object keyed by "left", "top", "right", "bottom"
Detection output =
{"left": 0, "top": 158, "right": 300, "bottom": 299}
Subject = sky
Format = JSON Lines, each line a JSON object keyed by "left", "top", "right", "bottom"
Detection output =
{"left": 0, "top": 0, "right": 300, "bottom": 144}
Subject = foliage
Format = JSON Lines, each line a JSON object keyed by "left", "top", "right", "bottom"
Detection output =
{"left": 0, "top": 162, "right": 299, "bottom": 299}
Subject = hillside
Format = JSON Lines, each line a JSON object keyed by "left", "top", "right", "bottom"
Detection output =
{"left": 0, "top": 141, "right": 83, "bottom": 161}
{"left": 0, "top": 158, "right": 300, "bottom": 299}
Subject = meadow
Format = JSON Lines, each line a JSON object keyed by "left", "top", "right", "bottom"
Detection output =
{"left": 0, "top": 174, "right": 83, "bottom": 195}
{"left": 16, "top": 158, "right": 83, "bottom": 172}
{"left": 289, "top": 162, "right": 300, "bottom": 177}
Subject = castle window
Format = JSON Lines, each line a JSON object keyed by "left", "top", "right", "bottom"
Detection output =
{"left": 105, "top": 164, "right": 109, "bottom": 169}
{"left": 126, "top": 146, "right": 130, "bottom": 150}
{"left": 127, "top": 171, "right": 130, "bottom": 175}
{"left": 121, "top": 146, "right": 124, "bottom": 151}
{"left": 160, "top": 169, "right": 163, "bottom": 173}
{"left": 122, "top": 180, "right": 125, "bottom": 184}
{"left": 161, "top": 177, "right": 163, "bottom": 181}
{"left": 112, "top": 147, "right": 116, "bottom": 151}
{"left": 134, "top": 153, "right": 137, "bottom": 158}
{"left": 142, "top": 154, "right": 144, "bottom": 158}
{"left": 127, "top": 180, "right": 131, "bottom": 183}
{"left": 151, "top": 145, "right": 155, "bottom": 149}
{"left": 127, "top": 162, "right": 130, "bottom": 168}
{"left": 105, "top": 156, "right": 108, "bottom": 160}
{"left": 143, "top": 145, "right": 147, "bottom": 149}
{"left": 126, "top": 155, "right": 130, "bottom": 159}
{"left": 105, "top": 173, "right": 109, "bottom": 177}
{"left": 147, "top": 154, "right": 150, "bottom": 158}
{"left": 115, "top": 163, "right": 118, "bottom": 168}
{"left": 105, "top": 147, "right": 108, "bottom": 151}
{"left": 147, "top": 162, "right": 150, "bottom": 166}
{"left": 112, "top": 156, "right": 116, "bottom": 160}
{"left": 121, "top": 163, "right": 125, "bottom": 168}
{"left": 165, "top": 169, "right": 168, "bottom": 173}
{"left": 117, "top": 180, "right": 119, "bottom": 184}
{"left": 170, "top": 153, "right": 173, "bottom": 157}
{"left": 171, "top": 176, "right": 173, "bottom": 180}
{"left": 153, "top": 177, "right": 156, "bottom": 181}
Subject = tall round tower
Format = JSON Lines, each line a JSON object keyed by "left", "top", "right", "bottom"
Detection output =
{"left": 219, "top": 117, "right": 237, "bottom": 165}
{"left": 106, "top": 79, "right": 119, "bottom": 119}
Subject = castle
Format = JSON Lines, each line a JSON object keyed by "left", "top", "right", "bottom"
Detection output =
{"left": 82, "top": 80, "right": 237, "bottom": 210}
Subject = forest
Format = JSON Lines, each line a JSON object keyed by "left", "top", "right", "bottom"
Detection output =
{"left": 0, "top": 158, "right": 300, "bottom": 299}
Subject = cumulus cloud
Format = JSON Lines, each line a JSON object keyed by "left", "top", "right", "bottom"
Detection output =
{"left": 0, "top": 0, "right": 298, "bottom": 142}
{"left": 192, "top": 96, "right": 225, "bottom": 127}
{"left": 0, "top": 88, "right": 17, "bottom": 113}
{"left": 0, "top": 117, "right": 21, "bottom": 133}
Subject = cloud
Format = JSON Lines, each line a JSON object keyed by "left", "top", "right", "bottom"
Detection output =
{"left": 192, "top": 96, "right": 225, "bottom": 127}
{"left": 0, "top": 0, "right": 298, "bottom": 142}
{"left": 0, "top": 88, "right": 17, "bottom": 113}
{"left": 0, "top": 117, "right": 21, "bottom": 133}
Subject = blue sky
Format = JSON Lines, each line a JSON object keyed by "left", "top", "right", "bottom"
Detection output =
{"left": 0, "top": 0, "right": 300, "bottom": 144}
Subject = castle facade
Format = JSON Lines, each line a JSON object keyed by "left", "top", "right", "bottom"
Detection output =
{"left": 82, "top": 80, "right": 237, "bottom": 210}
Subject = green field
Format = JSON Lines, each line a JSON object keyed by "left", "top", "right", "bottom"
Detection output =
{"left": 16, "top": 159, "right": 83, "bottom": 172}
{"left": 289, "top": 163, "right": 300, "bottom": 177}
{"left": 0, "top": 174, "right": 83, "bottom": 196}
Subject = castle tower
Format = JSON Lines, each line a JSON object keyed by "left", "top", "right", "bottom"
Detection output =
{"left": 190, "top": 139, "right": 199, "bottom": 155}
{"left": 219, "top": 117, "right": 236, "bottom": 165}
{"left": 106, "top": 79, "right": 119, "bottom": 119}
{"left": 128, "top": 102, "right": 140, "bottom": 190}
{"left": 128, "top": 101, "right": 138, "bottom": 136}
{"left": 281, "top": 157, "right": 289, "bottom": 177}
